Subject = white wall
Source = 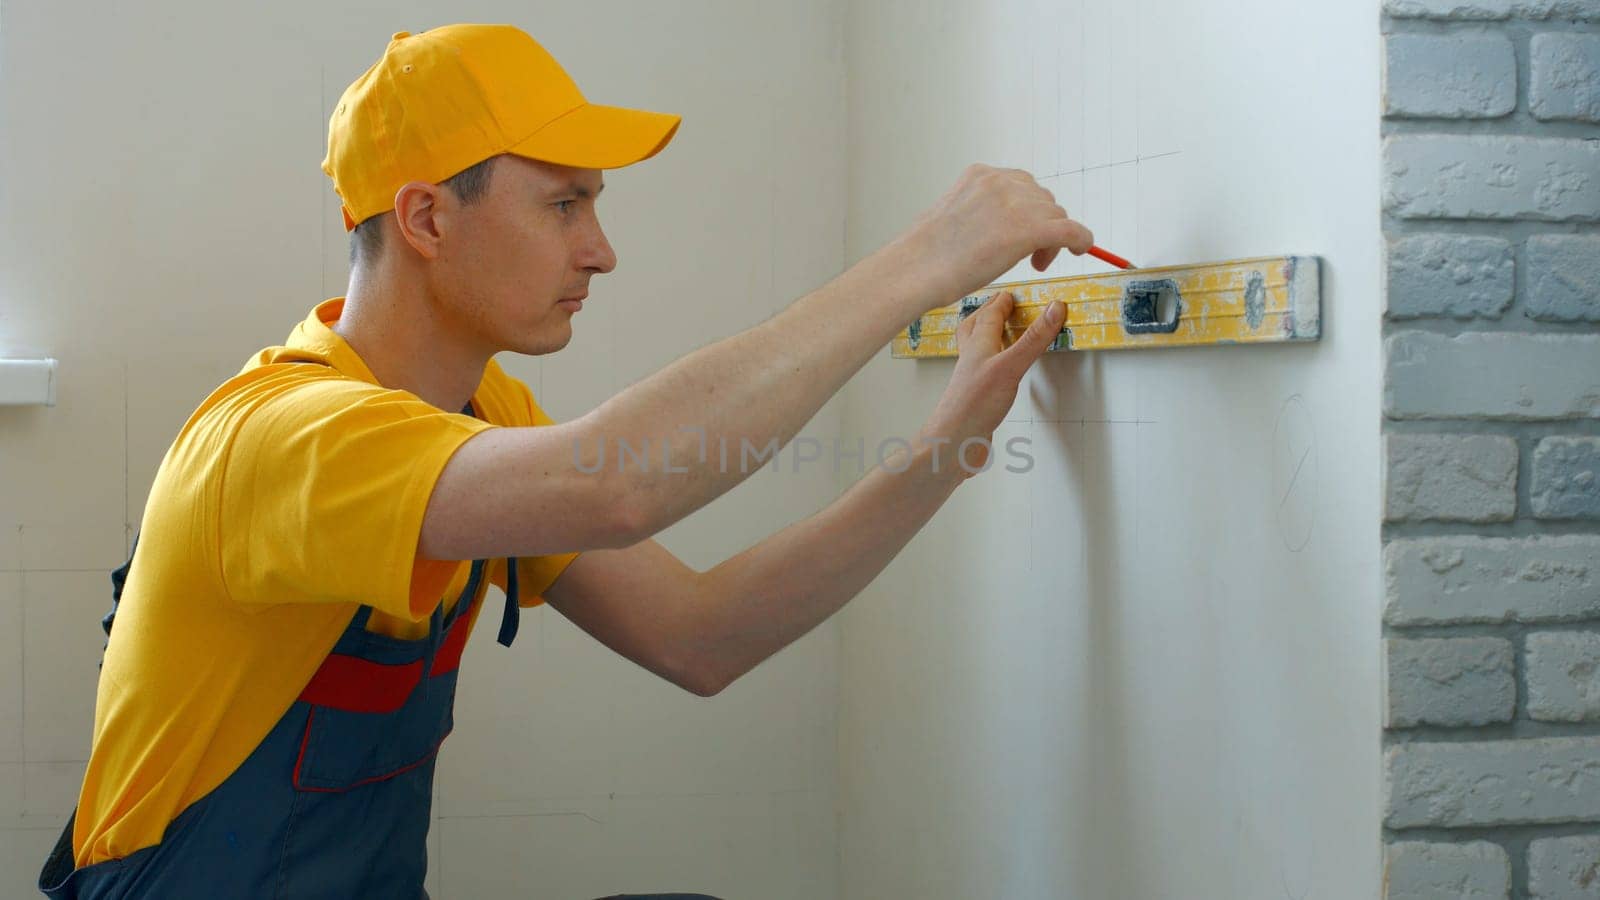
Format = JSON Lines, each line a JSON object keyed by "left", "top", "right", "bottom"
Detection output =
{"left": 2, "top": 1, "right": 1390, "bottom": 897}
{"left": 837, "top": 1, "right": 1383, "bottom": 898}
{"left": 0, "top": 2, "right": 845, "bottom": 898}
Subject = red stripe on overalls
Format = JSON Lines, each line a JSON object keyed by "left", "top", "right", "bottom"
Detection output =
{"left": 430, "top": 606, "right": 473, "bottom": 676}
{"left": 295, "top": 655, "right": 424, "bottom": 714}
{"left": 296, "top": 603, "right": 475, "bottom": 714}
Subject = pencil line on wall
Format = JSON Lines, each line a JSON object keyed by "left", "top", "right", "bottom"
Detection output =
{"left": 1039, "top": 150, "right": 1180, "bottom": 181}
{"left": 1006, "top": 417, "right": 1159, "bottom": 425}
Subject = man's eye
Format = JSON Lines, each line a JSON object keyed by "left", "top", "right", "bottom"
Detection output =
{"left": 556, "top": 200, "right": 575, "bottom": 213}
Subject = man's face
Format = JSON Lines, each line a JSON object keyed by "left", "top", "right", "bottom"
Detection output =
{"left": 432, "top": 155, "right": 616, "bottom": 356}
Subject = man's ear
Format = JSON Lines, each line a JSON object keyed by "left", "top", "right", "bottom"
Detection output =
{"left": 393, "top": 181, "right": 444, "bottom": 259}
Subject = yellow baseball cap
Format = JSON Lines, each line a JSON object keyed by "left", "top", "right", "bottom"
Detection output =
{"left": 323, "top": 24, "right": 681, "bottom": 231}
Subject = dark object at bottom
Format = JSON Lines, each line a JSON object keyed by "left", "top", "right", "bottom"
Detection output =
{"left": 597, "top": 894, "right": 725, "bottom": 899}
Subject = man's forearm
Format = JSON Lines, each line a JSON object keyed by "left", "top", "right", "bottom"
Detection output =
{"left": 686, "top": 441, "right": 966, "bottom": 693}
{"left": 581, "top": 235, "right": 948, "bottom": 538}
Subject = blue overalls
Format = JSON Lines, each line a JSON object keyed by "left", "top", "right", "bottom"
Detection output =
{"left": 37, "top": 391, "right": 536, "bottom": 898}
{"left": 39, "top": 395, "right": 724, "bottom": 899}
{"left": 39, "top": 543, "right": 520, "bottom": 899}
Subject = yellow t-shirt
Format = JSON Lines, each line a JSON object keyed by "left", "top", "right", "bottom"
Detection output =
{"left": 73, "top": 298, "right": 578, "bottom": 866}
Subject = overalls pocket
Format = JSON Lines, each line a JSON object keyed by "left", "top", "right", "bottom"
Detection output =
{"left": 292, "top": 671, "right": 458, "bottom": 792}
{"left": 275, "top": 563, "right": 485, "bottom": 897}
{"left": 290, "top": 563, "right": 482, "bottom": 793}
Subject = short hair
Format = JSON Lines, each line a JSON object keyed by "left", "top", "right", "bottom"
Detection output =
{"left": 349, "top": 155, "right": 499, "bottom": 266}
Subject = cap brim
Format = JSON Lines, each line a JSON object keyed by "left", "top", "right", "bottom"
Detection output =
{"left": 509, "top": 103, "right": 680, "bottom": 170}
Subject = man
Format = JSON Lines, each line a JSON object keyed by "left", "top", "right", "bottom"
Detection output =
{"left": 39, "top": 22, "right": 1090, "bottom": 900}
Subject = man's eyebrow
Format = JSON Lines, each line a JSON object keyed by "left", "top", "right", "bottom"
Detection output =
{"left": 551, "top": 182, "right": 605, "bottom": 199}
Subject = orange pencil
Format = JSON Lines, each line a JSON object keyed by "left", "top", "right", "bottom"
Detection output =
{"left": 1088, "top": 245, "right": 1135, "bottom": 269}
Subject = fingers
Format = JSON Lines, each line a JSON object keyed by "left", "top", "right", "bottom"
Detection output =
{"left": 1053, "top": 217, "right": 1096, "bottom": 256}
{"left": 957, "top": 302, "right": 980, "bottom": 340}
{"left": 1006, "top": 178, "right": 1092, "bottom": 263}
{"left": 997, "top": 300, "right": 1066, "bottom": 375}
{"left": 1030, "top": 217, "right": 1091, "bottom": 271}
{"left": 1026, "top": 197, "right": 1094, "bottom": 257}
{"left": 979, "top": 291, "right": 1016, "bottom": 338}
{"left": 958, "top": 291, "right": 1014, "bottom": 353}
{"left": 940, "top": 163, "right": 1097, "bottom": 287}
{"left": 965, "top": 163, "right": 1035, "bottom": 185}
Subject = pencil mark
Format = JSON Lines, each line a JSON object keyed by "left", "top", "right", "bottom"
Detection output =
{"left": 1272, "top": 395, "right": 1318, "bottom": 553}
{"left": 1038, "top": 150, "right": 1182, "bottom": 180}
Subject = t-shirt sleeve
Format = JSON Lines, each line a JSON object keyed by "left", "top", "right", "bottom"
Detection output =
{"left": 483, "top": 556, "right": 578, "bottom": 609}
{"left": 218, "top": 376, "right": 495, "bottom": 621}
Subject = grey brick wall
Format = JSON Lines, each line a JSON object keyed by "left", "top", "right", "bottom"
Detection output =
{"left": 1527, "top": 836, "right": 1600, "bottom": 898}
{"left": 1531, "top": 437, "right": 1600, "bottom": 519}
{"left": 1525, "top": 632, "right": 1600, "bottom": 721}
{"left": 1387, "top": 637, "right": 1517, "bottom": 726}
{"left": 1386, "top": 0, "right": 1600, "bottom": 20}
{"left": 1388, "top": 234, "right": 1516, "bottom": 319}
{"left": 1383, "top": 2, "right": 1600, "bottom": 897}
{"left": 1386, "top": 34, "right": 1518, "bottom": 117}
{"left": 1385, "top": 433, "right": 1519, "bottom": 522}
{"left": 1526, "top": 235, "right": 1600, "bottom": 321}
{"left": 1384, "top": 536, "right": 1600, "bottom": 625}
{"left": 1384, "top": 136, "right": 1600, "bottom": 220}
{"left": 1384, "top": 333, "right": 1600, "bottom": 419}
{"left": 1530, "top": 33, "right": 1600, "bottom": 121}
{"left": 1386, "top": 841, "right": 1512, "bottom": 898}
{"left": 1387, "top": 737, "right": 1600, "bottom": 827}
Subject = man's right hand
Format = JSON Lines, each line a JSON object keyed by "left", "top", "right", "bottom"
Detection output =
{"left": 898, "top": 164, "right": 1096, "bottom": 309}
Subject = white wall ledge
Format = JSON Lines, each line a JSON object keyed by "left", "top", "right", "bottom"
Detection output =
{"left": 0, "top": 358, "right": 58, "bottom": 406}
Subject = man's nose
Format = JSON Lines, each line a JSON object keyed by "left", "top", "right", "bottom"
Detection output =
{"left": 580, "top": 219, "right": 617, "bottom": 274}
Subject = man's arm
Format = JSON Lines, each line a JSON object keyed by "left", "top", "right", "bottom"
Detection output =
{"left": 419, "top": 166, "right": 1091, "bottom": 562}
{"left": 540, "top": 445, "right": 959, "bottom": 697}
{"left": 543, "top": 292, "right": 1065, "bottom": 696}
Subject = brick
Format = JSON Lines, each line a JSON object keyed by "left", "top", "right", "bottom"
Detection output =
{"left": 1532, "top": 437, "right": 1600, "bottom": 519}
{"left": 1386, "top": 737, "right": 1600, "bottom": 827}
{"left": 1386, "top": 34, "right": 1517, "bottom": 118}
{"left": 1387, "top": 235, "right": 1514, "bottom": 319}
{"left": 1385, "top": 0, "right": 1600, "bottom": 19}
{"left": 1526, "top": 235, "right": 1600, "bottom": 322}
{"left": 1385, "top": 332, "right": 1600, "bottom": 420}
{"left": 1527, "top": 632, "right": 1600, "bottom": 722}
{"left": 1387, "top": 637, "right": 1515, "bottom": 726}
{"left": 1522, "top": 0, "right": 1600, "bottom": 15}
{"left": 1386, "top": 434, "right": 1518, "bottom": 522}
{"left": 1385, "top": 841, "right": 1510, "bottom": 899}
{"left": 1529, "top": 836, "right": 1600, "bottom": 899}
{"left": 1386, "top": 0, "right": 1511, "bottom": 16}
{"left": 1532, "top": 34, "right": 1600, "bottom": 122}
{"left": 1384, "top": 136, "right": 1600, "bottom": 220}
{"left": 1385, "top": 536, "right": 1600, "bottom": 625}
